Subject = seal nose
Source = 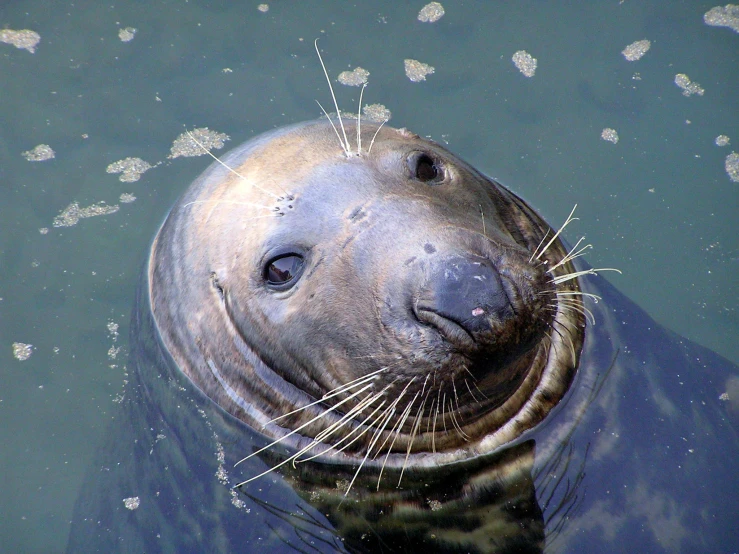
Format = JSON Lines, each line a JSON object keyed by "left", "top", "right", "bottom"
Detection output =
{"left": 417, "top": 255, "right": 514, "bottom": 339}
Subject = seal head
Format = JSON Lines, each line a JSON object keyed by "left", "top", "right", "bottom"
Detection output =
{"left": 149, "top": 119, "right": 584, "bottom": 471}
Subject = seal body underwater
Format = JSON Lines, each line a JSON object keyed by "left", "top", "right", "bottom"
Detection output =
{"left": 67, "top": 119, "right": 739, "bottom": 554}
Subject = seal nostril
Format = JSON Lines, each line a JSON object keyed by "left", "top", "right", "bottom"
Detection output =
{"left": 210, "top": 272, "right": 225, "bottom": 300}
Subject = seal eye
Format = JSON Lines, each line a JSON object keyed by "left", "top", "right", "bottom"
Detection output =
{"left": 265, "top": 254, "right": 304, "bottom": 288}
{"left": 409, "top": 152, "right": 445, "bottom": 185}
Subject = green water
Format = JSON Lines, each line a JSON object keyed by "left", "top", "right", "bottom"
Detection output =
{"left": 0, "top": 1, "right": 736, "bottom": 552}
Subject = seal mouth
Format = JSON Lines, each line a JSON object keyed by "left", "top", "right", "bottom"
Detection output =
{"left": 414, "top": 305, "right": 477, "bottom": 349}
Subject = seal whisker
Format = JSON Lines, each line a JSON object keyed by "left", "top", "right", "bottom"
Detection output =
{"left": 550, "top": 318, "right": 578, "bottom": 364}
{"left": 431, "top": 391, "right": 443, "bottom": 453}
{"left": 264, "top": 368, "right": 385, "bottom": 427}
{"left": 530, "top": 229, "right": 552, "bottom": 263}
{"left": 366, "top": 118, "right": 388, "bottom": 156}
{"left": 235, "top": 382, "right": 374, "bottom": 468}
{"left": 441, "top": 392, "right": 449, "bottom": 435}
{"left": 367, "top": 403, "right": 397, "bottom": 459}
{"left": 182, "top": 200, "right": 275, "bottom": 211}
{"left": 452, "top": 378, "right": 461, "bottom": 411}
{"left": 547, "top": 237, "right": 592, "bottom": 272}
{"left": 343, "top": 403, "right": 395, "bottom": 496}
{"left": 449, "top": 397, "right": 470, "bottom": 441}
{"left": 464, "top": 378, "right": 481, "bottom": 404}
{"left": 426, "top": 397, "right": 436, "bottom": 435}
{"left": 461, "top": 364, "right": 477, "bottom": 382}
{"left": 241, "top": 393, "right": 382, "bottom": 487}
{"left": 319, "top": 366, "right": 389, "bottom": 399}
{"left": 328, "top": 378, "right": 404, "bottom": 455}
{"left": 314, "top": 39, "right": 352, "bottom": 157}
{"left": 184, "top": 129, "right": 285, "bottom": 199}
{"left": 535, "top": 205, "right": 579, "bottom": 261}
{"left": 557, "top": 298, "right": 595, "bottom": 325}
{"left": 420, "top": 373, "right": 431, "bottom": 396}
{"left": 376, "top": 392, "right": 418, "bottom": 490}
{"left": 296, "top": 390, "right": 384, "bottom": 462}
{"left": 371, "top": 377, "right": 417, "bottom": 456}
{"left": 550, "top": 267, "right": 622, "bottom": 285}
{"left": 399, "top": 391, "right": 430, "bottom": 486}
{"left": 550, "top": 291, "right": 602, "bottom": 302}
{"left": 332, "top": 399, "right": 389, "bottom": 455}
{"left": 356, "top": 83, "right": 366, "bottom": 154}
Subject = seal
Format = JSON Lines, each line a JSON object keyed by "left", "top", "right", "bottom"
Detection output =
{"left": 148, "top": 116, "right": 592, "bottom": 487}
{"left": 67, "top": 54, "right": 739, "bottom": 554}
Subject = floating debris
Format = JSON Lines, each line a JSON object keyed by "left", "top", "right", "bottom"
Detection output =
{"left": 118, "top": 27, "right": 137, "bottom": 42}
{"left": 119, "top": 193, "right": 136, "bottom": 203}
{"left": 418, "top": 2, "right": 445, "bottom": 23}
{"left": 335, "top": 479, "right": 351, "bottom": 494}
{"left": 512, "top": 50, "right": 537, "bottom": 77}
{"left": 52, "top": 201, "right": 119, "bottom": 228}
{"left": 22, "top": 144, "right": 55, "bottom": 162}
{"left": 123, "top": 497, "right": 140, "bottom": 510}
{"left": 715, "top": 135, "right": 731, "bottom": 147}
{"left": 39, "top": 228, "right": 49, "bottom": 235}
{"left": 704, "top": 4, "right": 739, "bottom": 32}
{"left": 622, "top": 39, "right": 651, "bottom": 61}
{"left": 725, "top": 152, "right": 739, "bottom": 182}
{"left": 601, "top": 128, "right": 619, "bottom": 144}
{"left": 338, "top": 67, "right": 370, "bottom": 87}
{"left": 427, "top": 499, "right": 443, "bottom": 511}
{"left": 404, "top": 59, "right": 435, "bottom": 82}
{"left": 12, "top": 342, "right": 34, "bottom": 361}
{"left": 107, "top": 321, "right": 119, "bottom": 340}
{"left": 257, "top": 3, "right": 269, "bottom": 12}
{"left": 168, "top": 128, "right": 229, "bottom": 159}
{"left": 0, "top": 29, "right": 41, "bottom": 53}
{"left": 363, "top": 103, "right": 392, "bottom": 122}
{"left": 106, "top": 157, "right": 153, "bottom": 182}
{"left": 674, "top": 74, "right": 704, "bottom": 97}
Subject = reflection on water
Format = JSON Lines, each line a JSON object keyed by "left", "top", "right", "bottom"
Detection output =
{"left": 0, "top": 2, "right": 736, "bottom": 552}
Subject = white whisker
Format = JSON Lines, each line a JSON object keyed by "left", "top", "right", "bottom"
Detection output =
{"left": 551, "top": 267, "right": 621, "bottom": 285}
{"left": 185, "top": 129, "right": 284, "bottom": 199}
{"left": 343, "top": 402, "right": 395, "bottom": 496}
{"left": 182, "top": 200, "right": 274, "bottom": 210}
{"left": 448, "top": 398, "right": 470, "bottom": 441}
{"left": 235, "top": 382, "right": 373, "bottom": 468}
{"left": 357, "top": 83, "right": 366, "bottom": 154}
{"left": 264, "top": 367, "right": 386, "bottom": 426}
{"left": 464, "top": 378, "right": 481, "bottom": 404}
{"left": 530, "top": 229, "right": 551, "bottom": 263}
{"left": 535, "top": 205, "right": 578, "bottom": 261}
{"left": 366, "top": 118, "right": 388, "bottom": 156}
{"left": 377, "top": 392, "right": 418, "bottom": 490}
{"left": 314, "top": 39, "right": 351, "bottom": 156}
{"left": 399, "top": 391, "right": 429, "bottom": 486}
{"left": 296, "top": 391, "right": 383, "bottom": 463}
